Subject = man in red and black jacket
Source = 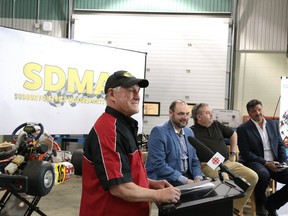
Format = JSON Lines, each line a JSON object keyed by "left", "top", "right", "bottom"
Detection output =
{"left": 80, "top": 70, "right": 181, "bottom": 216}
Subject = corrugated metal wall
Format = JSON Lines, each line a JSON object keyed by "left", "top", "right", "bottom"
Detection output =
{"left": 0, "top": 18, "right": 67, "bottom": 37}
{"left": 237, "top": 0, "right": 288, "bottom": 51}
{"left": 234, "top": 1, "right": 288, "bottom": 119}
{"left": 0, "top": 0, "right": 69, "bottom": 37}
{"left": 0, "top": 0, "right": 68, "bottom": 20}
{"left": 0, "top": 0, "right": 232, "bottom": 39}
{"left": 0, "top": 0, "right": 231, "bottom": 20}
{"left": 74, "top": 0, "right": 231, "bottom": 13}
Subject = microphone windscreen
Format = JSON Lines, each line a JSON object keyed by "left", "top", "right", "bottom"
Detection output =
{"left": 188, "top": 136, "right": 215, "bottom": 162}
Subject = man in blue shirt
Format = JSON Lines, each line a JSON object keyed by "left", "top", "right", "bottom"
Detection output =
{"left": 146, "top": 100, "right": 204, "bottom": 186}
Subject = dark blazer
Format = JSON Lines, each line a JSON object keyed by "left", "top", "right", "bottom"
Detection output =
{"left": 237, "top": 118, "right": 287, "bottom": 165}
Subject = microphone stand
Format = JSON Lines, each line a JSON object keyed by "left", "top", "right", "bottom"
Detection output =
{"left": 203, "top": 181, "right": 222, "bottom": 198}
{"left": 218, "top": 167, "right": 247, "bottom": 193}
{"left": 203, "top": 170, "right": 225, "bottom": 198}
{"left": 218, "top": 169, "right": 224, "bottom": 182}
{"left": 203, "top": 168, "right": 243, "bottom": 198}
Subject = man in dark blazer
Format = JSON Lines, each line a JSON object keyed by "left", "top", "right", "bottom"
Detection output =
{"left": 237, "top": 99, "right": 288, "bottom": 216}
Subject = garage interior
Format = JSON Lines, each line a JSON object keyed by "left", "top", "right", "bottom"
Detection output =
{"left": 0, "top": 0, "right": 288, "bottom": 216}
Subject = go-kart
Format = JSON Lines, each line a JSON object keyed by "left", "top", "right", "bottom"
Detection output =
{"left": 0, "top": 122, "right": 82, "bottom": 215}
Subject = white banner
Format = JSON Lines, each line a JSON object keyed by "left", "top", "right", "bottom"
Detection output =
{"left": 279, "top": 77, "right": 288, "bottom": 146}
{"left": 0, "top": 27, "right": 146, "bottom": 135}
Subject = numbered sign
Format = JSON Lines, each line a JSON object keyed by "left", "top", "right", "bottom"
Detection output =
{"left": 53, "top": 162, "right": 74, "bottom": 185}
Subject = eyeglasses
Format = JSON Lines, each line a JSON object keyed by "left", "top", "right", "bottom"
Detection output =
{"left": 173, "top": 111, "right": 190, "bottom": 117}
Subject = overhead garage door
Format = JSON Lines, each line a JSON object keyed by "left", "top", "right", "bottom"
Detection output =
{"left": 72, "top": 13, "right": 230, "bottom": 133}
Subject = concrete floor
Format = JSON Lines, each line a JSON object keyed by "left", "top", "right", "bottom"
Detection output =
{"left": 30, "top": 175, "right": 83, "bottom": 216}
{"left": 0, "top": 175, "right": 159, "bottom": 216}
{"left": 0, "top": 175, "right": 82, "bottom": 216}
{"left": 1, "top": 175, "right": 287, "bottom": 216}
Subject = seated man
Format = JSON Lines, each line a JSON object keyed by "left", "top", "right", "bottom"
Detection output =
{"left": 190, "top": 103, "right": 258, "bottom": 216}
{"left": 237, "top": 99, "right": 288, "bottom": 216}
{"left": 146, "top": 100, "right": 204, "bottom": 186}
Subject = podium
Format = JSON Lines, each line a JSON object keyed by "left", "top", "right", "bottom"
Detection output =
{"left": 157, "top": 179, "right": 245, "bottom": 216}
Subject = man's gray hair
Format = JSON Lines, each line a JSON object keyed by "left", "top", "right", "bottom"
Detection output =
{"left": 191, "top": 103, "right": 208, "bottom": 123}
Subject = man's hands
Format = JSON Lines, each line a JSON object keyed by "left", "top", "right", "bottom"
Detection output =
{"left": 155, "top": 186, "right": 181, "bottom": 204}
{"left": 148, "top": 177, "right": 203, "bottom": 204}
{"left": 187, "top": 179, "right": 195, "bottom": 184}
{"left": 265, "top": 161, "right": 287, "bottom": 172}
{"left": 149, "top": 179, "right": 172, "bottom": 189}
{"left": 187, "top": 177, "right": 202, "bottom": 184}
{"left": 153, "top": 177, "right": 202, "bottom": 203}
{"left": 229, "top": 154, "right": 236, "bottom": 162}
{"left": 149, "top": 179, "right": 181, "bottom": 204}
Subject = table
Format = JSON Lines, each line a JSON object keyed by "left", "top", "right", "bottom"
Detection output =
{"left": 157, "top": 179, "right": 245, "bottom": 216}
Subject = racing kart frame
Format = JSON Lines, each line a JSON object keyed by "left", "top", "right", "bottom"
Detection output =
{"left": 0, "top": 122, "right": 81, "bottom": 216}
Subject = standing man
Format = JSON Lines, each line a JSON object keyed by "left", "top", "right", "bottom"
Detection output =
{"left": 146, "top": 100, "right": 204, "bottom": 186}
{"left": 237, "top": 99, "right": 288, "bottom": 216}
{"left": 191, "top": 103, "right": 258, "bottom": 216}
{"left": 80, "top": 71, "right": 181, "bottom": 216}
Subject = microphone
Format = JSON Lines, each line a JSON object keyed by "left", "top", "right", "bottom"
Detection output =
{"left": 187, "top": 136, "right": 216, "bottom": 163}
{"left": 188, "top": 136, "right": 250, "bottom": 192}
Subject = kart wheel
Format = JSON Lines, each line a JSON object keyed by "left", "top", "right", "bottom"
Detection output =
{"left": 71, "top": 149, "right": 83, "bottom": 176}
{"left": 23, "top": 160, "right": 54, "bottom": 196}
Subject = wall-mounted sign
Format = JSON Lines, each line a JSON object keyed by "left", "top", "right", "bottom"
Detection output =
{"left": 143, "top": 102, "right": 160, "bottom": 116}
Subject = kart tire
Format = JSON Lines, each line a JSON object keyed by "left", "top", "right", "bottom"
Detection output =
{"left": 71, "top": 149, "right": 83, "bottom": 176}
{"left": 22, "top": 160, "right": 54, "bottom": 196}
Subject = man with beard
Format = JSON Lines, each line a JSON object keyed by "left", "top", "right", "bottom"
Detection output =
{"left": 237, "top": 99, "right": 288, "bottom": 216}
{"left": 146, "top": 100, "right": 204, "bottom": 186}
{"left": 191, "top": 103, "right": 258, "bottom": 216}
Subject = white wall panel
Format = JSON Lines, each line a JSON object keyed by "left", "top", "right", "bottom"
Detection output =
{"left": 72, "top": 13, "right": 229, "bottom": 134}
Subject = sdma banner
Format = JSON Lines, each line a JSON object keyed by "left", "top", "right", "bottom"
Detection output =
{"left": 0, "top": 27, "right": 146, "bottom": 135}
{"left": 279, "top": 77, "right": 288, "bottom": 147}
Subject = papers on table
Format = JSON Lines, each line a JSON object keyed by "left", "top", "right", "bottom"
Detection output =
{"left": 180, "top": 182, "right": 215, "bottom": 192}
